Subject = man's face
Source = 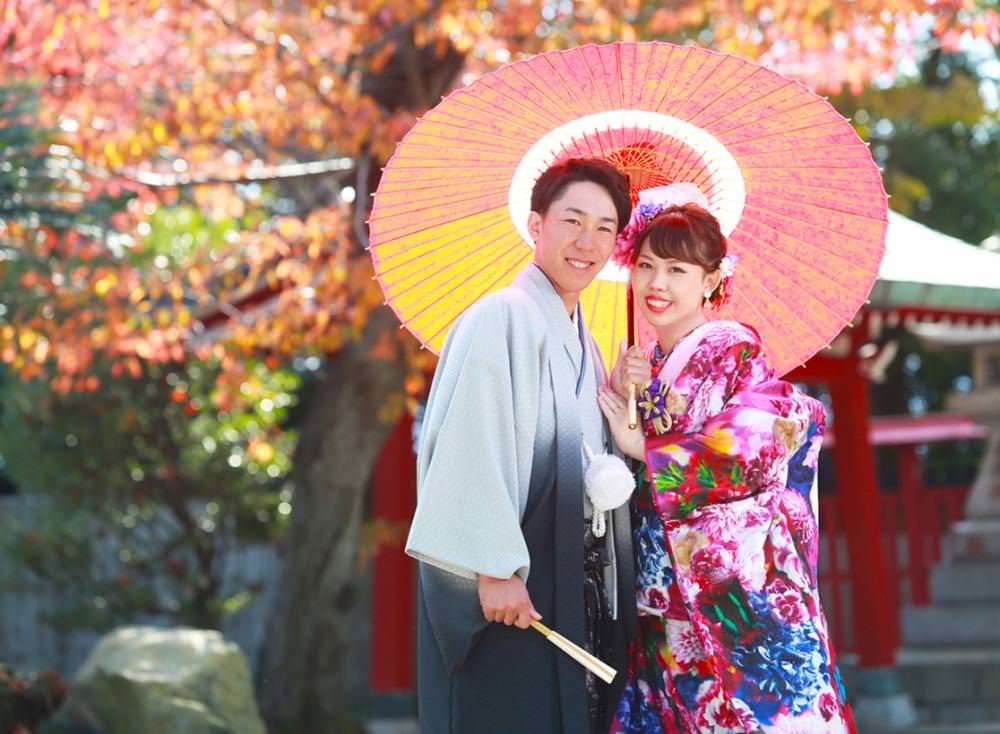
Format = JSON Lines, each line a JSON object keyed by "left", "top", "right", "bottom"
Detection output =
{"left": 528, "top": 180, "right": 619, "bottom": 311}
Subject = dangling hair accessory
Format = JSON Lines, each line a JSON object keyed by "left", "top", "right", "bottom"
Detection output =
{"left": 583, "top": 442, "right": 635, "bottom": 537}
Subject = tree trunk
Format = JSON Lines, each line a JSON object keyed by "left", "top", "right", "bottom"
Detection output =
{"left": 256, "top": 29, "right": 465, "bottom": 732}
{"left": 256, "top": 308, "right": 407, "bottom": 734}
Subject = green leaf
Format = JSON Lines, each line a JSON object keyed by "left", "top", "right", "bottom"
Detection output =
{"left": 676, "top": 496, "right": 696, "bottom": 518}
{"left": 696, "top": 460, "right": 716, "bottom": 490}
{"left": 653, "top": 462, "right": 685, "bottom": 493}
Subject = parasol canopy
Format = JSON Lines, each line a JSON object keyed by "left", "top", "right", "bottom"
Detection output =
{"left": 368, "top": 41, "right": 888, "bottom": 375}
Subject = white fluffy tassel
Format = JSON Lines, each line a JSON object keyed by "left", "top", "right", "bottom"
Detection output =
{"left": 584, "top": 444, "right": 636, "bottom": 537}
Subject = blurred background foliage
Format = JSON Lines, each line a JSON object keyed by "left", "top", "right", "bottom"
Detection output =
{"left": 1, "top": 1, "right": 999, "bottom": 730}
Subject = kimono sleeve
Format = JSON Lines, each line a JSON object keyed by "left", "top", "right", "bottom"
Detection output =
{"left": 645, "top": 330, "right": 819, "bottom": 523}
{"left": 405, "top": 296, "right": 539, "bottom": 582}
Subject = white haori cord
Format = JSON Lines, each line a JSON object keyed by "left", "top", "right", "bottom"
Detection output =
{"left": 583, "top": 442, "right": 636, "bottom": 537}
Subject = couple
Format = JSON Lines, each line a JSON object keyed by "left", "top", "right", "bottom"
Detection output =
{"left": 406, "top": 158, "right": 854, "bottom": 733}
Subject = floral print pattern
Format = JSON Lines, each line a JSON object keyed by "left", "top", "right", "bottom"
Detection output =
{"left": 611, "top": 321, "right": 855, "bottom": 734}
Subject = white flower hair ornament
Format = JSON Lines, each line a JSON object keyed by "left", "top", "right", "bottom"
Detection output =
{"left": 612, "top": 182, "right": 738, "bottom": 310}
{"left": 583, "top": 442, "right": 635, "bottom": 538}
{"left": 711, "top": 254, "right": 739, "bottom": 309}
{"left": 718, "top": 254, "right": 738, "bottom": 278}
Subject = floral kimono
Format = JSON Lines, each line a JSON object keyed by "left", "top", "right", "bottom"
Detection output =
{"left": 610, "top": 320, "right": 855, "bottom": 734}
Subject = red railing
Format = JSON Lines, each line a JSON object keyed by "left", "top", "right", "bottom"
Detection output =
{"left": 817, "top": 484, "right": 970, "bottom": 654}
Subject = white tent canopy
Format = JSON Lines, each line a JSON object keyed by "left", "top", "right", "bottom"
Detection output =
{"left": 870, "top": 211, "right": 1000, "bottom": 311}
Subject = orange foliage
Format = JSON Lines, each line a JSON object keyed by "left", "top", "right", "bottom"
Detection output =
{"left": 0, "top": 0, "right": 995, "bottom": 395}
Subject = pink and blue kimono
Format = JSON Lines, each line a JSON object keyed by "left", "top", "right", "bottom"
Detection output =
{"left": 610, "top": 320, "right": 855, "bottom": 734}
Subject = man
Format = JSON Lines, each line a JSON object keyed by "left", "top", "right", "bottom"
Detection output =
{"left": 406, "top": 158, "right": 637, "bottom": 733}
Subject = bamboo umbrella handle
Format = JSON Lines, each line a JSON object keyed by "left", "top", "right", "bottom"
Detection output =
{"left": 626, "top": 284, "right": 638, "bottom": 431}
{"left": 530, "top": 620, "right": 617, "bottom": 684}
{"left": 627, "top": 382, "right": 638, "bottom": 430}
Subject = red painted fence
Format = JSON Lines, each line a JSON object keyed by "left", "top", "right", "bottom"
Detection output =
{"left": 817, "top": 483, "right": 970, "bottom": 654}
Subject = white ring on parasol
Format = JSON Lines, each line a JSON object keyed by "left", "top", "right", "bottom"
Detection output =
{"left": 507, "top": 109, "right": 747, "bottom": 284}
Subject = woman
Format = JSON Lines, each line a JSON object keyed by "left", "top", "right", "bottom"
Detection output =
{"left": 597, "top": 184, "right": 855, "bottom": 733}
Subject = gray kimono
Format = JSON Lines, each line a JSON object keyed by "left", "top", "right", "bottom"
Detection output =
{"left": 406, "top": 263, "right": 636, "bottom": 734}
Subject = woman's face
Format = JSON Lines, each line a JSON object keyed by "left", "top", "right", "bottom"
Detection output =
{"left": 630, "top": 240, "right": 718, "bottom": 333}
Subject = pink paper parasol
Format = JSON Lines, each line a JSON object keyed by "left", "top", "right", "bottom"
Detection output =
{"left": 368, "top": 41, "right": 887, "bottom": 375}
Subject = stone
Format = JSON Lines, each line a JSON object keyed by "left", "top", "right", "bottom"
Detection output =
{"left": 898, "top": 665, "right": 927, "bottom": 702}
{"left": 981, "top": 665, "right": 1000, "bottom": 702}
{"left": 947, "top": 519, "right": 1000, "bottom": 562}
{"left": 930, "top": 703, "right": 991, "bottom": 725}
{"left": 948, "top": 384, "right": 1000, "bottom": 523}
{"left": 919, "top": 664, "right": 977, "bottom": 705}
{"left": 366, "top": 721, "right": 418, "bottom": 734}
{"left": 50, "top": 626, "right": 266, "bottom": 734}
{"left": 903, "top": 605, "right": 1000, "bottom": 646}
{"left": 852, "top": 692, "right": 918, "bottom": 731}
{"left": 931, "top": 562, "right": 1000, "bottom": 603}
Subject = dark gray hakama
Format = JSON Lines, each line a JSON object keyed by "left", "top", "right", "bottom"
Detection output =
{"left": 416, "top": 422, "right": 634, "bottom": 733}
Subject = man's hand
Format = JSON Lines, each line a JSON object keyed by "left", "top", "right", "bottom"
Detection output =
{"left": 477, "top": 574, "right": 541, "bottom": 629}
{"left": 609, "top": 339, "right": 651, "bottom": 399}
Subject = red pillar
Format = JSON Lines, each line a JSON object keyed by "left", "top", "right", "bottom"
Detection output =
{"left": 829, "top": 360, "right": 898, "bottom": 666}
{"left": 368, "top": 414, "right": 417, "bottom": 691}
{"left": 898, "top": 445, "right": 930, "bottom": 606}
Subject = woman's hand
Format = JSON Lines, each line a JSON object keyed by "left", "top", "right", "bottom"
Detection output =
{"left": 609, "top": 339, "right": 651, "bottom": 399}
{"left": 598, "top": 386, "right": 645, "bottom": 461}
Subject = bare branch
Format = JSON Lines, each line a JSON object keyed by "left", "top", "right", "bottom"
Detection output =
{"left": 401, "top": 31, "right": 431, "bottom": 109}
{"left": 345, "top": 0, "right": 445, "bottom": 75}
{"left": 353, "top": 151, "right": 370, "bottom": 249}
{"left": 187, "top": 0, "right": 350, "bottom": 118}
{"left": 86, "top": 156, "right": 355, "bottom": 188}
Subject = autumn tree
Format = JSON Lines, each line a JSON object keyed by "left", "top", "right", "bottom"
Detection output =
{"left": 2, "top": 1, "right": 997, "bottom": 730}
{"left": 0, "top": 85, "right": 299, "bottom": 634}
{"left": 827, "top": 45, "right": 999, "bottom": 491}
{"left": 0, "top": 357, "right": 300, "bottom": 630}
{"left": 833, "top": 47, "right": 1000, "bottom": 244}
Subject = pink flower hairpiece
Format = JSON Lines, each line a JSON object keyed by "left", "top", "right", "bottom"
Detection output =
{"left": 612, "top": 183, "right": 710, "bottom": 267}
{"left": 614, "top": 183, "right": 739, "bottom": 310}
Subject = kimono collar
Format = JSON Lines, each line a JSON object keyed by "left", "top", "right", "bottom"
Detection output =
{"left": 515, "top": 263, "right": 587, "bottom": 381}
